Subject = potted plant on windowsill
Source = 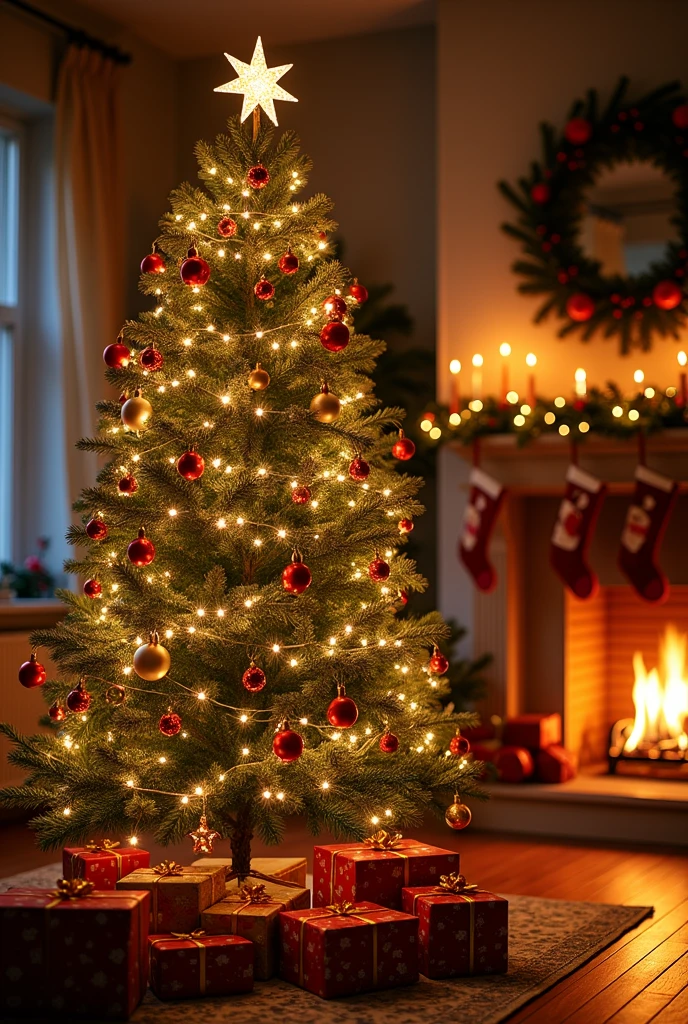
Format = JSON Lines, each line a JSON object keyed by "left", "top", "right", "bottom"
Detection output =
{"left": 0, "top": 537, "right": 55, "bottom": 600}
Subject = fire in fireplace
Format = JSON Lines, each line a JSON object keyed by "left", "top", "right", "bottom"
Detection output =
{"left": 609, "top": 624, "right": 688, "bottom": 774}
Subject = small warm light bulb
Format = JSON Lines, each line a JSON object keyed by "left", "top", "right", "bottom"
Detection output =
{"left": 158, "top": 756, "right": 167, "bottom": 764}
{"left": 240, "top": 714, "right": 248, "bottom": 723}
{"left": 634, "top": 369, "right": 645, "bottom": 384}
{"left": 181, "top": 796, "right": 189, "bottom": 804}
{"left": 321, "top": 781, "right": 330, "bottom": 790}
{"left": 255, "top": 408, "right": 264, "bottom": 417}
{"left": 63, "top": 806, "right": 71, "bottom": 816}
{"left": 449, "top": 359, "right": 461, "bottom": 374}
{"left": 168, "top": 508, "right": 177, "bottom": 517}
{"left": 385, "top": 808, "right": 392, "bottom": 818}
{"left": 196, "top": 608, "right": 205, "bottom": 617}
{"left": 126, "top": 779, "right": 135, "bottom": 788}
{"left": 678, "top": 351, "right": 687, "bottom": 367}
{"left": 472, "top": 353, "right": 483, "bottom": 367}
{"left": 242, "top": 747, "right": 249, "bottom": 755}
{"left": 276, "top": 791, "right": 285, "bottom": 801}
{"left": 197, "top": 691, "right": 206, "bottom": 700}
{"left": 526, "top": 352, "right": 537, "bottom": 367}
{"left": 370, "top": 816, "right": 380, "bottom": 825}
{"left": 499, "top": 342, "right": 511, "bottom": 357}
{"left": 263, "top": 790, "right": 272, "bottom": 799}
{"left": 129, "top": 836, "right": 139, "bottom": 846}
{"left": 194, "top": 786, "right": 203, "bottom": 796}
{"left": 272, "top": 644, "right": 280, "bottom": 653}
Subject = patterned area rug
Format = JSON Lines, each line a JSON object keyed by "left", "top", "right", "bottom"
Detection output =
{"left": 0, "top": 865, "right": 651, "bottom": 1024}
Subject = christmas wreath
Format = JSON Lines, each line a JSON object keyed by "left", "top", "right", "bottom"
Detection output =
{"left": 500, "top": 77, "right": 688, "bottom": 352}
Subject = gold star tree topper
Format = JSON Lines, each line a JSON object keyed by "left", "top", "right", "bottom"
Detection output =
{"left": 214, "top": 36, "right": 297, "bottom": 126}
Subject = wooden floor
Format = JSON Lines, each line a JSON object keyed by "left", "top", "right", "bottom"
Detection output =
{"left": 0, "top": 818, "right": 686, "bottom": 1023}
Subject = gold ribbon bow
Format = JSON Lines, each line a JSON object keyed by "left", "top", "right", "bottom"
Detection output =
{"left": 153, "top": 860, "right": 184, "bottom": 877}
{"left": 325, "top": 900, "right": 358, "bottom": 915}
{"left": 170, "top": 929, "right": 206, "bottom": 940}
{"left": 150, "top": 930, "right": 208, "bottom": 995}
{"left": 234, "top": 882, "right": 272, "bottom": 904}
{"left": 363, "top": 829, "right": 404, "bottom": 850}
{"left": 51, "top": 877, "right": 95, "bottom": 900}
{"left": 85, "top": 839, "right": 120, "bottom": 852}
{"left": 436, "top": 872, "right": 478, "bottom": 894}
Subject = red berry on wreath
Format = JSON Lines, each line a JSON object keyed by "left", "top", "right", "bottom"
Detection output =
{"left": 349, "top": 279, "right": 368, "bottom": 304}
{"left": 159, "top": 711, "right": 182, "bottom": 736}
{"left": 392, "top": 430, "right": 416, "bottom": 460}
{"left": 180, "top": 247, "right": 211, "bottom": 286}
{"left": 254, "top": 277, "right": 275, "bottom": 301}
{"left": 282, "top": 551, "right": 312, "bottom": 594}
{"left": 278, "top": 249, "right": 299, "bottom": 274}
{"left": 242, "top": 661, "right": 266, "bottom": 692}
{"left": 349, "top": 456, "right": 370, "bottom": 481}
{"left": 66, "top": 680, "right": 91, "bottom": 713}
{"left": 398, "top": 518, "right": 414, "bottom": 534}
{"left": 118, "top": 474, "right": 138, "bottom": 495}
{"left": 83, "top": 579, "right": 102, "bottom": 599}
{"left": 128, "top": 527, "right": 155, "bottom": 566}
{"left": 379, "top": 730, "right": 399, "bottom": 753}
{"left": 247, "top": 164, "right": 270, "bottom": 189}
{"left": 86, "top": 518, "right": 108, "bottom": 541}
{"left": 653, "top": 279, "right": 683, "bottom": 310}
{"left": 327, "top": 685, "right": 358, "bottom": 728}
{"left": 217, "top": 216, "right": 237, "bottom": 238}
{"left": 320, "top": 320, "right": 349, "bottom": 352}
{"left": 292, "top": 485, "right": 311, "bottom": 504}
{"left": 177, "top": 449, "right": 205, "bottom": 480}
{"left": 566, "top": 292, "right": 595, "bottom": 322}
{"left": 140, "top": 250, "right": 166, "bottom": 275}
{"left": 49, "top": 701, "right": 67, "bottom": 722}
{"left": 429, "top": 646, "right": 449, "bottom": 675}
{"left": 672, "top": 104, "right": 688, "bottom": 130}
{"left": 368, "top": 553, "right": 391, "bottom": 582}
{"left": 18, "top": 653, "right": 46, "bottom": 689}
{"left": 139, "top": 346, "right": 164, "bottom": 371}
{"left": 323, "top": 294, "right": 347, "bottom": 318}
{"left": 103, "top": 341, "right": 130, "bottom": 369}
{"left": 564, "top": 117, "right": 592, "bottom": 145}
{"left": 450, "top": 734, "right": 471, "bottom": 757}
{"left": 530, "top": 182, "right": 550, "bottom": 204}
{"left": 273, "top": 723, "right": 304, "bottom": 762}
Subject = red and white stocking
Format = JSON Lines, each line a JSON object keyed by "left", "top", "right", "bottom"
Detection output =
{"left": 618, "top": 464, "right": 678, "bottom": 603}
{"left": 458, "top": 467, "right": 505, "bottom": 593}
{"left": 550, "top": 464, "right": 607, "bottom": 600}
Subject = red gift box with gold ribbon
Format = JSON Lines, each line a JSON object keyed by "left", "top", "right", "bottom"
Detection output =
{"left": 313, "top": 830, "right": 460, "bottom": 910}
{"left": 0, "top": 879, "right": 149, "bottom": 1019}
{"left": 148, "top": 930, "right": 254, "bottom": 1000}
{"left": 401, "top": 873, "right": 508, "bottom": 978}
{"left": 116, "top": 860, "right": 225, "bottom": 933}
{"left": 279, "top": 900, "right": 419, "bottom": 999}
{"left": 63, "top": 840, "right": 150, "bottom": 890}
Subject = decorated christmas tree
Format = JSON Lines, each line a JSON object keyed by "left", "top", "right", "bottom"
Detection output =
{"left": 2, "top": 39, "right": 480, "bottom": 876}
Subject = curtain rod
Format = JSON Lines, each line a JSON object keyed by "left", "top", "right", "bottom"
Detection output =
{"left": 2, "top": 0, "right": 132, "bottom": 65}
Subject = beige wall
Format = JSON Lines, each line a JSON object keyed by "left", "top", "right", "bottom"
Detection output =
{"left": 438, "top": 0, "right": 688, "bottom": 402}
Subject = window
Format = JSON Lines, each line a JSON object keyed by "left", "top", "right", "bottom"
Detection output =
{"left": 0, "top": 120, "right": 20, "bottom": 564}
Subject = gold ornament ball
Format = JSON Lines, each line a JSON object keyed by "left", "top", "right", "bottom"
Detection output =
{"left": 445, "top": 801, "right": 472, "bottom": 830}
{"left": 248, "top": 363, "right": 270, "bottom": 390}
{"left": 133, "top": 639, "right": 171, "bottom": 681}
{"left": 310, "top": 387, "right": 341, "bottom": 423}
{"left": 121, "top": 394, "right": 153, "bottom": 431}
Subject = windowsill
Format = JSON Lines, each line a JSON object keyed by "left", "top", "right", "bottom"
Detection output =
{"left": 0, "top": 598, "right": 66, "bottom": 632}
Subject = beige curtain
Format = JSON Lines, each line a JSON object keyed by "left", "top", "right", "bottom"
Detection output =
{"left": 56, "top": 44, "right": 124, "bottom": 509}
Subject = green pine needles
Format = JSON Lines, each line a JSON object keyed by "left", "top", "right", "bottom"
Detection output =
{"left": 1, "top": 118, "right": 482, "bottom": 872}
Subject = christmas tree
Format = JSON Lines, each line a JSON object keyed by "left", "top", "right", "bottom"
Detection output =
{"left": 2, "top": 39, "right": 481, "bottom": 876}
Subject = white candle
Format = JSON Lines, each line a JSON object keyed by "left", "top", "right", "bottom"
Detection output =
{"left": 499, "top": 343, "right": 511, "bottom": 400}
{"left": 574, "top": 367, "right": 587, "bottom": 397}
{"left": 525, "top": 352, "right": 537, "bottom": 406}
{"left": 449, "top": 359, "right": 461, "bottom": 412}
{"left": 471, "top": 353, "right": 483, "bottom": 400}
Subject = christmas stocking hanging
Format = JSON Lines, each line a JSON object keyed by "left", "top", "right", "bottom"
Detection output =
{"left": 618, "top": 464, "right": 678, "bottom": 603}
{"left": 550, "top": 464, "right": 607, "bottom": 600}
{"left": 459, "top": 467, "right": 506, "bottom": 593}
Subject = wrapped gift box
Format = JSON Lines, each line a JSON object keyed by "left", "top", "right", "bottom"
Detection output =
{"left": 536, "top": 744, "right": 578, "bottom": 783}
{"left": 401, "top": 876, "right": 508, "bottom": 978}
{"left": 314, "top": 831, "right": 459, "bottom": 910}
{"left": 0, "top": 881, "right": 149, "bottom": 1019}
{"left": 201, "top": 878, "right": 310, "bottom": 980}
{"left": 148, "top": 931, "right": 253, "bottom": 999}
{"left": 116, "top": 861, "right": 224, "bottom": 933}
{"left": 63, "top": 841, "right": 150, "bottom": 890}
{"left": 503, "top": 713, "right": 562, "bottom": 751}
{"left": 280, "top": 901, "right": 419, "bottom": 999}
{"left": 192, "top": 855, "right": 308, "bottom": 888}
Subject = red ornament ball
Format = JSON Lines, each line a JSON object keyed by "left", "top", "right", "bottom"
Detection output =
{"left": 247, "top": 164, "right": 270, "bottom": 189}
{"left": 392, "top": 432, "right": 416, "bottom": 460}
{"left": 217, "top": 216, "right": 237, "bottom": 238}
{"left": 450, "top": 734, "right": 471, "bottom": 757}
{"left": 139, "top": 346, "right": 164, "bottom": 371}
{"left": 398, "top": 518, "right": 414, "bottom": 534}
{"left": 242, "top": 663, "right": 266, "bottom": 692}
{"left": 320, "top": 320, "right": 350, "bottom": 352}
{"left": 566, "top": 292, "right": 595, "bottom": 322}
{"left": 118, "top": 474, "right": 138, "bottom": 495}
{"left": 564, "top": 117, "right": 592, "bottom": 145}
{"left": 48, "top": 701, "right": 67, "bottom": 722}
{"left": 86, "top": 518, "right": 108, "bottom": 541}
{"left": 429, "top": 648, "right": 449, "bottom": 675}
{"left": 349, "top": 456, "right": 370, "bottom": 481}
{"left": 398, "top": 589, "right": 408, "bottom": 606}
{"left": 177, "top": 450, "right": 205, "bottom": 480}
{"left": 273, "top": 727, "right": 303, "bottom": 762}
{"left": 323, "top": 295, "right": 347, "bottom": 318}
{"left": 530, "top": 182, "right": 551, "bottom": 204}
{"left": 653, "top": 279, "right": 683, "bottom": 310}
{"left": 83, "top": 579, "right": 102, "bottom": 599}
{"left": 282, "top": 557, "right": 312, "bottom": 594}
{"left": 368, "top": 556, "right": 391, "bottom": 582}
{"left": 128, "top": 528, "right": 155, "bottom": 566}
{"left": 379, "top": 731, "right": 399, "bottom": 753}
{"left": 349, "top": 280, "right": 368, "bottom": 304}
{"left": 66, "top": 682, "right": 91, "bottom": 713}
{"left": 103, "top": 342, "right": 130, "bottom": 369}
{"left": 278, "top": 250, "right": 299, "bottom": 274}
{"left": 254, "top": 277, "right": 275, "bottom": 301}
{"left": 140, "top": 252, "right": 166, "bottom": 275}
{"left": 672, "top": 104, "right": 688, "bottom": 130}
{"left": 180, "top": 248, "right": 211, "bottom": 286}
{"left": 327, "top": 693, "right": 359, "bottom": 729}
{"left": 18, "top": 654, "right": 46, "bottom": 689}
{"left": 292, "top": 485, "right": 311, "bottom": 504}
{"left": 159, "top": 711, "right": 182, "bottom": 736}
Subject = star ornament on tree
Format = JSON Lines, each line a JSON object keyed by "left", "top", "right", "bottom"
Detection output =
{"left": 214, "top": 36, "right": 297, "bottom": 126}
{"left": 187, "top": 814, "right": 222, "bottom": 854}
